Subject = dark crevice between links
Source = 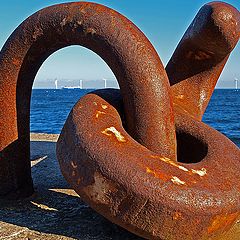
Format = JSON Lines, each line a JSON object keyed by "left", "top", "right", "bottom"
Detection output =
{"left": 176, "top": 131, "right": 208, "bottom": 163}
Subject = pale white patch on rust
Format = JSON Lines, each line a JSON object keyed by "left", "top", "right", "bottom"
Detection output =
{"left": 96, "top": 110, "right": 106, "bottom": 118}
{"left": 171, "top": 176, "right": 186, "bottom": 185}
{"left": 150, "top": 156, "right": 206, "bottom": 179}
{"left": 191, "top": 168, "right": 207, "bottom": 177}
{"left": 102, "top": 127, "right": 126, "bottom": 142}
{"left": 155, "top": 156, "right": 189, "bottom": 172}
{"left": 93, "top": 102, "right": 97, "bottom": 106}
{"left": 60, "top": 17, "right": 67, "bottom": 27}
{"left": 70, "top": 161, "right": 77, "bottom": 169}
{"left": 199, "top": 89, "right": 207, "bottom": 112}
{"left": 178, "top": 165, "right": 189, "bottom": 172}
{"left": 33, "top": 27, "right": 43, "bottom": 40}
{"left": 220, "top": 11, "right": 233, "bottom": 21}
{"left": 101, "top": 104, "right": 108, "bottom": 109}
{"left": 170, "top": 162, "right": 189, "bottom": 172}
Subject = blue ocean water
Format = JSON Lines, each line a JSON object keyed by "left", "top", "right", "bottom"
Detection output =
{"left": 30, "top": 89, "right": 240, "bottom": 147}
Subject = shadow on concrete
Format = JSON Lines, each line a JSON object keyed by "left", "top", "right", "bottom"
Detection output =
{"left": 0, "top": 140, "right": 143, "bottom": 239}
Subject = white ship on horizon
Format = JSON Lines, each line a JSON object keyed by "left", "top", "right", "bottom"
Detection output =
{"left": 61, "top": 79, "right": 83, "bottom": 89}
{"left": 55, "top": 78, "right": 113, "bottom": 89}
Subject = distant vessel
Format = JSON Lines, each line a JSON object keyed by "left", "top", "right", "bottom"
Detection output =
{"left": 62, "top": 79, "right": 83, "bottom": 89}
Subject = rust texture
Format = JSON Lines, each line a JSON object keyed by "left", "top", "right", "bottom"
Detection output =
{"left": 0, "top": 1, "right": 239, "bottom": 240}
{"left": 57, "top": 2, "right": 240, "bottom": 240}
{"left": 166, "top": 2, "right": 240, "bottom": 120}
{"left": 0, "top": 1, "right": 175, "bottom": 199}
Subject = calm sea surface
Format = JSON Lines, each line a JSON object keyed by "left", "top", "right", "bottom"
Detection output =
{"left": 30, "top": 89, "right": 240, "bottom": 147}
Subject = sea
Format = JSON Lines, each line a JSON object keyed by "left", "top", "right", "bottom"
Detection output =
{"left": 30, "top": 89, "right": 240, "bottom": 148}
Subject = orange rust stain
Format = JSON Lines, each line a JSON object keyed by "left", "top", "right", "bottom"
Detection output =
{"left": 150, "top": 155, "right": 172, "bottom": 162}
{"left": 12, "top": 58, "right": 20, "bottom": 66}
{"left": 207, "top": 212, "right": 239, "bottom": 234}
{"left": 78, "top": 5, "right": 87, "bottom": 14}
{"left": 96, "top": 110, "right": 106, "bottom": 118}
{"left": 150, "top": 155, "right": 189, "bottom": 172}
{"left": 175, "top": 94, "right": 184, "bottom": 100}
{"left": 173, "top": 211, "right": 182, "bottom": 220}
{"left": 146, "top": 167, "right": 158, "bottom": 178}
{"left": 150, "top": 155, "right": 208, "bottom": 180}
{"left": 145, "top": 167, "right": 168, "bottom": 181}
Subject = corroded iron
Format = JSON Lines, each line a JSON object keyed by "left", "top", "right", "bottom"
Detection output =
{"left": 166, "top": 2, "right": 240, "bottom": 120}
{"left": 57, "top": 2, "right": 240, "bottom": 240}
{"left": 0, "top": 2, "right": 175, "bottom": 199}
{"left": 0, "top": 1, "right": 239, "bottom": 240}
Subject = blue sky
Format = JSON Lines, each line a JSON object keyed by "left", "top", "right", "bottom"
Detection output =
{"left": 0, "top": 0, "right": 239, "bottom": 88}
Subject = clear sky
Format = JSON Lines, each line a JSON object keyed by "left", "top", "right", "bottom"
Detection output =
{"left": 0, "top": 0, "right": 239, "bottom": 88}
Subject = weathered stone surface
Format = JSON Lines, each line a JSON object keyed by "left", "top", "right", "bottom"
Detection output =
{"left": 0, "top": 133, "right": 142, "bottom": 240}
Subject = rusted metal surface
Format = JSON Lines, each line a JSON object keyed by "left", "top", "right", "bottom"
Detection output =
{"left": 166, "top": 2, "right": 240, "bottom": 120}
{"left": 0, "top": 1, "right": 239, "bottom": 239}
{"left": 57, "top": 2, "right": 240, "bottom": 240}
{"left": 57, "top": 89, "right": 240, "bottom": 240}
{"left": 0, "top": 2, "right": 175, "bottom": 199}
